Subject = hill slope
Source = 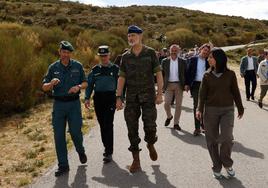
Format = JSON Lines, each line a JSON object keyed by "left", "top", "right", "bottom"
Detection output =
{"left": 1, "top": 0, "right": 268, "bottom": 48}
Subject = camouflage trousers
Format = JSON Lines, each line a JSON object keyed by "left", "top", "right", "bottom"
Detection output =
{"left": 124, "top": 101, "right": 158, "bottom": 152}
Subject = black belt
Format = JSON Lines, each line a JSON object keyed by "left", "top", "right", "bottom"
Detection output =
{"left": 54, "top": 95, "right": 79, "bottom": 102}
{"left": 168, "top": 81, "right": 179, "bottom": 83}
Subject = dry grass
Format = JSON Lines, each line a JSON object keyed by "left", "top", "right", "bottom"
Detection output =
{"left": 0, "top": 97, "right": 94, "bottom": 188}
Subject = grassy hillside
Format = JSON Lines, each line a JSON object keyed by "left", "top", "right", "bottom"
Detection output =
{"left": 0, "top": 0, "right": 268, "bottom": 116}
{"left": 1, "top": 0, "right": 268, "bottom": 48}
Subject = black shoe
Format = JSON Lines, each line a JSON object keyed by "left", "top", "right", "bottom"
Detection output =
{"left": 78, "top": 152, "right": 87, "bottom": 164}
{"left": 193, "top": 129, "right": 201, "bottom": 136}
{"left": 103, "top": 154, "right": 112, "bottom": 163}
{"left": 258, "top": 101, "right": 263, "bottom": 108}
{"left": 174, "top": 124, "right": 181, "bottom": 131}
{"left": 251, "top": 96, "right": 255, "bottom": 100}
{"left": 164, "top": 116, "right": 173, "bottom": 126}
{"left": 246, "top": 98, "right": 250, "bottom": 101}
{"left": 55, "top": 166, "right": 69, "bottom": 177}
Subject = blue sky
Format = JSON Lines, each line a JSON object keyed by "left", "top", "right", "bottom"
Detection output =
{"left": 68, "top": 0, "right": 268, "bottom": 20}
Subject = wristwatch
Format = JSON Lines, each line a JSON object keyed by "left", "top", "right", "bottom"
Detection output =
{"left": 116, "top": 95, "right": 122, "bottom": 99}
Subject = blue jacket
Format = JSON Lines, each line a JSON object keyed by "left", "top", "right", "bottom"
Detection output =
{"left": 186, "top": 56, "right": 209, "bottom": 87}
{"left": 85, "top": 63, "right": 119, "bottom": 99}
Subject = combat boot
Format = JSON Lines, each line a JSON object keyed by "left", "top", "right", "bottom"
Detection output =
{"left": 147, "top": 144, "right": 158, "bottom": 161}
{"left": 129, "top": 151, "right": 141, "bottom": 173}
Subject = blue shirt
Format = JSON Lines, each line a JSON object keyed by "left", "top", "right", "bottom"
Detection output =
{"left": 85, "top": 63, "right": 119, "bottom": 99}
{"left": 195, "top": 56, "right": 206, "bottom": 81}
{"left": 43, "top": 59, "right": 86, "bottom": 97}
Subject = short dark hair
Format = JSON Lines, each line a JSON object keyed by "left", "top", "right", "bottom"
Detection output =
{"left": 200, "top": 43, "right": 211, "bottom": 50}
{"left": 211, "top": 48, "right": 228, "bottom": 73}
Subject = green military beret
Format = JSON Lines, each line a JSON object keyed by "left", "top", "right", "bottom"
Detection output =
{"left": 60, "top": 41, "right": 74, "bottom": 52}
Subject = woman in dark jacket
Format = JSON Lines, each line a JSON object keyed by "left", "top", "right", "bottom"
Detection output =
{"left": 196, "top": 48, "right": 244, "bottom": 179}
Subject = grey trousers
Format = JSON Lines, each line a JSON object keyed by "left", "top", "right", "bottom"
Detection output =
{"left": 204, "top": 106, "right": 234, "bottom": 172}
{"left": 259, "top": 85, "right": 268, "bottom": 102}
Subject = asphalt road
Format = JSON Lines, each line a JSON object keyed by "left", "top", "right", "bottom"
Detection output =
{"left": 30, "top": 92, "right": 268, "bottom": 188}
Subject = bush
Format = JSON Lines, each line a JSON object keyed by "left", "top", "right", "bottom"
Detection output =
{"left": 0, "top": 24, "right": 67, "bottom": 116}
{"left": 166, "top": 28, "right": 202, "bottom": 48}
{"left": 0, "top": 30, "right": 39, "bottom": 113}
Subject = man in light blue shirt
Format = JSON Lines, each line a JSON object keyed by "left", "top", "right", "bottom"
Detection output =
{"left": 257, "top": 50, "right": 268, "bottom": 108}
{"left": 186, "top": 43, "right": 210, "bottom": 136}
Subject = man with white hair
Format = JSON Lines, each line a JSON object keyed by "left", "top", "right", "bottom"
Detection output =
{"left": 161, "top": 44, "right": 189, "bottom": 130}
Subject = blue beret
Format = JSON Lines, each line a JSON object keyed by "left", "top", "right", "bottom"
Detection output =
{"left": 60, "top": 41, "right": 74, "bottom": 52}
{"left": 128, "top": 25, "right": 143, "bottom": 34}
{"left": 97, "top": 45, "right": 110, "bottom": 56}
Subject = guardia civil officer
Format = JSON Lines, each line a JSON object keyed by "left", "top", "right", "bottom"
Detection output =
{"left": 116, "top": 25, "right": 164, "bottom": 173}
{"left": 85, "top": 45, "right": 119, "bottom": 163}
{"left": 42, "top": 41, "right": 88, "bottom": 177}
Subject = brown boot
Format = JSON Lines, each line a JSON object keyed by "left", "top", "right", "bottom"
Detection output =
{"left": 147, "top": 144, "right": 158, "bottom": 161}
{"left": 128, "top": 151, "right": 141, "bottom": 173}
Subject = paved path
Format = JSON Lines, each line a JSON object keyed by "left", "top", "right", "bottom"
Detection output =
{"left": 30, "top": 92, "right": 268, "bottom": 188}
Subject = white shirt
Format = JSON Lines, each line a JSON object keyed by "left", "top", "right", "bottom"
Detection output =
{"left": 247, "top": 56, "right": 254, "bottom": 70}
{"left": 195, "top": 57, "right": 206, "bottom": 81}
{"left": 168, "top": 58, "right": 179, "bottom": 82}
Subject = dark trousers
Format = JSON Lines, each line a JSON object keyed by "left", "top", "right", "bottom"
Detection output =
{"left": 204, "top": 106, "right": 234, "bottom": 172}
{"left": 191, "top": 81, "right": 202, "bottom": 129}
{"left": 93, "top": 91, "right": 116, "bottom": 155}
{"left": 124, "top": 96, "right": 157, "bottom": 152}
{"left": 52, "top": 100, "right": 84, "bottom": 167}
{"left": 244, "top": 70, "right": 257, "bottom": 99}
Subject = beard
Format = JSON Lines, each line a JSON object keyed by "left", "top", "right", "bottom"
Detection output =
{"left": 128, "top": 41, "right": 139, "bottom": 47}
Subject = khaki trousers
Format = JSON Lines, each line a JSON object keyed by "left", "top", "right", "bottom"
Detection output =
{"left": 204, "top": 106, "right": 234, "bottom": 172}
{"left": 164, "top": 83, "right": 183, "bottom": 125}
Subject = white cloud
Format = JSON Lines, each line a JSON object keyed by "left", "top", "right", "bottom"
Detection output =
{"left": 183, "top": 0, "right": 268, "bottom": 20}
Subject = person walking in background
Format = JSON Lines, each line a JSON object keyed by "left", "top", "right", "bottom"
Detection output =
{"left": 240, "top": 48, "right": 258, "bottom": 101}
{"left": 257, "top": 49, "right": 265, "bottom": 65}
{"left": 85, "top": 45, "right": 119, "bottom": 163}
{"left": 116, "top": 25, "right": 163, "bottom": 173}
{"left": 158, "top": 47, "right": 169, "bottom": 65}
{"left": 114, "top": 48, "right": 129, "bottom": 67}
{"left": 162, "top": 44, "right": 189, "bottom": 130}
{"left": 42, "top": 41, "right": 88, "bottom": 177}
{"left": 186, "top": 43, "right": 210, "bottom": 136}
{"left": 196, "top": 48, "right": 244, "bottom": 179}
{"left": 257, "top": 49, "right": 268, "bottom": 108}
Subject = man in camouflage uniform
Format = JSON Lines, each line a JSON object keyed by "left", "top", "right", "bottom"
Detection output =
{"left": 116, "top": 25, "right": 163, "bottom": 173}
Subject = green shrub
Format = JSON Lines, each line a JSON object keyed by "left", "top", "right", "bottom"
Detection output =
{"left": 0, "top": 30, "right": 38, "bottom": 113}
{"left": 166, "top": 28, "right": 202, "bottom": 48}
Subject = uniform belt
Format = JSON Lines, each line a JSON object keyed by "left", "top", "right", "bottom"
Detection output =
{"left": 54, "top": 95, "right": 79, "bottom": 102}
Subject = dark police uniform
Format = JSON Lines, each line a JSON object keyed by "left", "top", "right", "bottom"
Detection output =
{"left": 43, "top": 58, "right": 86, "bottom": 168}
{"left": 119, "top": 45, "right": 161, "bottom": 152}
{"left": 85, "top": 62, "right": 119, "bottom": 156}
